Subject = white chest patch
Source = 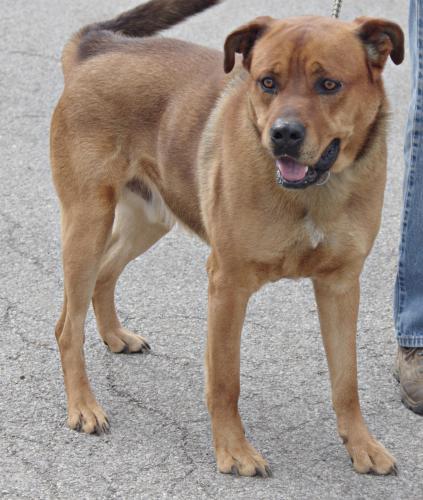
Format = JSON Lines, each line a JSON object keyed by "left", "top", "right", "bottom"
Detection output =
{"left": 304, "top": 215, "right": 325, "bottom": 249}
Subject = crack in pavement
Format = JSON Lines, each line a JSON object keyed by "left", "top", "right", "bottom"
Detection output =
{"left": 1, "top": 431, "right": 60, "bottom": 499}
{"left": 104, "top": 366, "right": 213, "bottom": 479}
{"left": 0, "top": 49, "right": 60, "bottom": 63}
{"left": 0, "top": 210, "right": 58, "bottom": 279}
{"left": 0, "top": 295, "right": 56, "bottom": 354}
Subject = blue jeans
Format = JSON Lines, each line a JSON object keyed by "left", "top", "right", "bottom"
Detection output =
{"left": 394, "top": 0, "right": 423, "bottom": 348}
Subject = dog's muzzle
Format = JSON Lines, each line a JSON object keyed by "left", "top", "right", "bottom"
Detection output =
{"left": 275, "top": 139, "right": 341, "bottom": 189}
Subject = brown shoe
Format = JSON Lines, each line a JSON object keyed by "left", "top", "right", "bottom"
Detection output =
{"left": 394, "top": 347, "right": 423, "bottom": 415}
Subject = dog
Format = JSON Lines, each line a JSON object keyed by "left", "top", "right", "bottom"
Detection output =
{"left": 50, "top": 0, "right": 404, "bottom": 477}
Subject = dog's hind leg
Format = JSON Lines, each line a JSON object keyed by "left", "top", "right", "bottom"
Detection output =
{"left": 56, "top": 187, "right": 116, "bottom": 434}
{"left": 92, "top": 185, "right": 172, "bottom": 354}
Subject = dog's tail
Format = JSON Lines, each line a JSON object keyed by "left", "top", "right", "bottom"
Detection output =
{"left": 61, "top": 0, "right": 221, "bottom": 81}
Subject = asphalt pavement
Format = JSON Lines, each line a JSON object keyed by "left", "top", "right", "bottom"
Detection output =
{"left": 1, "top": 0, "right": 422, "bottom": 498}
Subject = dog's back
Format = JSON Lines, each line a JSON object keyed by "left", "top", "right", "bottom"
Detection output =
{"left": 61, "top": 0, "right": 221, "bottom": 81}
{"left": 52, "top": 0, "right": 225, "bottom": 238}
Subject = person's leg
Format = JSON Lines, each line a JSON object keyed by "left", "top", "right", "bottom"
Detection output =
{"left": 394, "top": 0, "right": 423, "bottom": 414}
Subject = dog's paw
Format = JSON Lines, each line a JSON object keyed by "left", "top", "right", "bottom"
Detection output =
{"left": 102, "top": 327, "right": 151, "bottom": 354}
{"left": 345, "top": 435, "right": 396, "bottom": 475}
{"left": 68, "top": 399, "right": 110, "bottom": 435}
{"left": 216, "top": 439, "right": 271, "bottom": 477}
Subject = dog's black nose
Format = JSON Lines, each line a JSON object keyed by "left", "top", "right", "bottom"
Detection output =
{"left": 270, "top": 120, "right": 305, "bottom": 156}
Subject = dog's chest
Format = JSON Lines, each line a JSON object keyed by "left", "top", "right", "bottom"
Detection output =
{"left": 285, "top": 218, "right": 330, "bottom": 277}
{"left": 258, "top": 215, "right": 343, "bottom": 281}
{"left": 303, "top": 215, "right": 325, "bottom": 249}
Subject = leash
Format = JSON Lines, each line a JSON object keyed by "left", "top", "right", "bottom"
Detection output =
{"left": 331, "top": 0, "right": 342, "bottom": 18}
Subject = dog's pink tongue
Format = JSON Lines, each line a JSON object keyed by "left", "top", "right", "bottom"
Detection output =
{"left": 277, "top": 158, "right": 308, "bottom": 181}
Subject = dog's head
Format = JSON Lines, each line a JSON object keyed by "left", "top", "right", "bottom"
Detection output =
{"left": 224, "top": 16, "right": 404, "bottom": 189}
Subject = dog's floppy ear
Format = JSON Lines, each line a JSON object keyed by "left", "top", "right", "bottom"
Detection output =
{"left": 354, "top": 17, "right": 404, "bottom": 74}
{"left": 224, "top": 16, "right": 274, "bottom": 73}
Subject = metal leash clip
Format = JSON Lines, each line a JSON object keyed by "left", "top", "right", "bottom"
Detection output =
{"left": 331, "top": 0, "right": 343, "bottom": 18}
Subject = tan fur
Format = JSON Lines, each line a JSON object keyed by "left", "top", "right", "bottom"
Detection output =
{"left": 51, "top": 2, "right": 403, "bottom": 477}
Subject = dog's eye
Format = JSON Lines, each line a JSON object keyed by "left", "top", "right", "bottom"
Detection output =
{"left": 316, "top": 78, "right": 342, "bottom": 94}
{"left": 260, "top": 77, "right": 278, "bottom": 94}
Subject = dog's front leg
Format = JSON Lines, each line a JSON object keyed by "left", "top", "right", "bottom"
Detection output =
{"left": 313, "top": 274, "right": 396, "bottom": 475}
{"left": 205, "top": 253, "right": 270, "bottom": 477}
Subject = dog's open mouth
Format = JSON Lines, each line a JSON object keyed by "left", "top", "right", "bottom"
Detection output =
{"left": 276, "top": 139, "right": 340, "bottom": 189}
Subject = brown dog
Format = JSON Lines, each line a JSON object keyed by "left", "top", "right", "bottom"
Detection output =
{"left": 50, "top": 0, "right": 404, "bottom": 477}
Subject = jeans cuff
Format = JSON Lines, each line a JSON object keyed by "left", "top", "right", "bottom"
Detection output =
{"left": 397, "top": 334, "right": 423, "bottom": 347}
